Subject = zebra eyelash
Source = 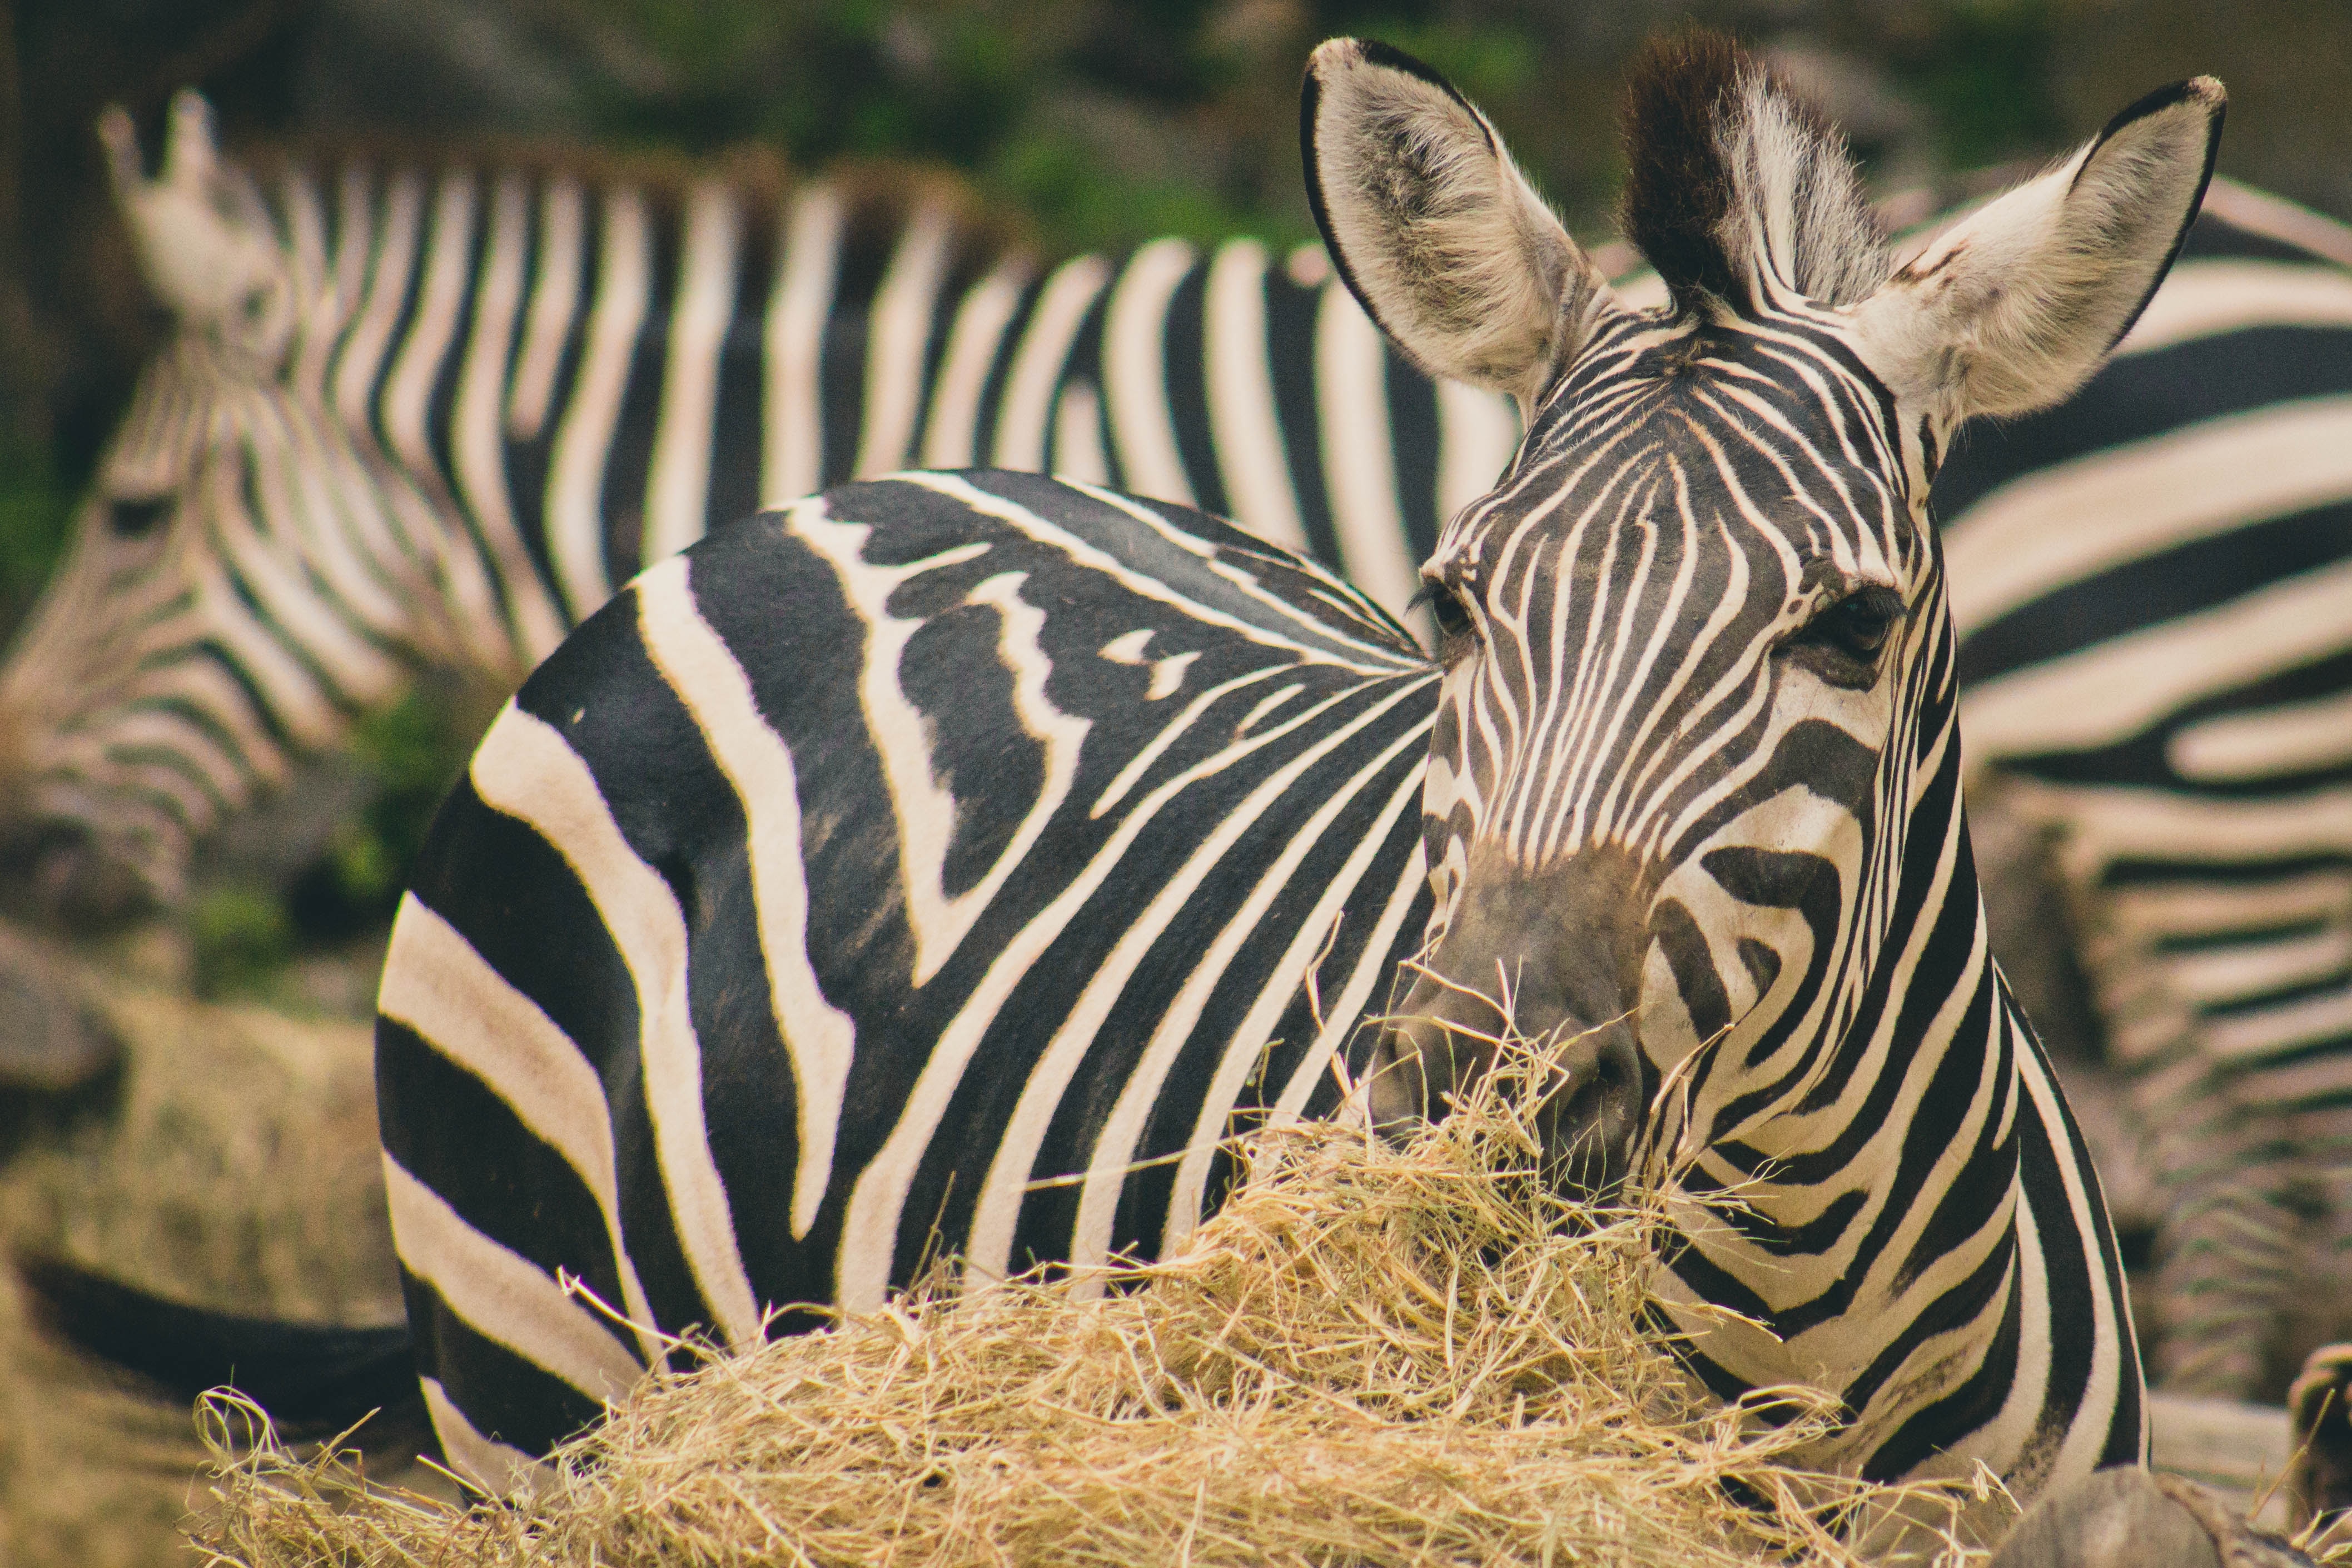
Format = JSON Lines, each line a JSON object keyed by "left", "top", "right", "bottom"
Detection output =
{"left": 1411, "top": 574, "right": 1479, "bottom": 648}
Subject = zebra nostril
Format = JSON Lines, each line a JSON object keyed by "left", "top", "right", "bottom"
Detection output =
{"left": 1531, "top": 1020, "right": 1645, "bottom": 1199}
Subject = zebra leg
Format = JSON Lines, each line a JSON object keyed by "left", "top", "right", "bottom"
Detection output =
{"left": 2151, "top": 1104, "right": 2306, "bottom": 1396}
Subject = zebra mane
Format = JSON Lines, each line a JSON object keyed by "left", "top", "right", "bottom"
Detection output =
{"left": 227, "top": 131, "right": 1038, "bottom": 275}
{"left": 1618, "top": 29, "right": 1889, "bottom": 316}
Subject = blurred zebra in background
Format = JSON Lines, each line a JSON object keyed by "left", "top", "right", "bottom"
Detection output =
{"left": 1, "top": 87, "right": 2348, "bottom": 1400}
{"left": 0, "top": 88, "right": 1514, "bottom": 915}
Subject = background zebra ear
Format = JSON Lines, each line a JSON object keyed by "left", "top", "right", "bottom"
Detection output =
{"left": 98, "top": 90, "right": 294, "bottom": 359}
{"left": 1853, "top": 76, "right": 2224, "bottom": 426}
{"left": 1303, "top": 38, "right": 1612, "bottom": 414}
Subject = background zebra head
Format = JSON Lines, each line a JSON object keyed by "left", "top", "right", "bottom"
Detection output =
{"left": 0, "top": 94, "right": 432, "bottom": 920}
{"left": 1310, "top": 33, "right": 2223, "bottom": 1190}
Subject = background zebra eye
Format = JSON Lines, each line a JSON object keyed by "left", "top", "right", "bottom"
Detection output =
{"left": 106, "top": 496, "right": 173, "bottom": 538}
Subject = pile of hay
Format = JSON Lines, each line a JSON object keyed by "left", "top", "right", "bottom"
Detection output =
{"left": 198, "top": 1068, "right": 1993, "bottom": 1568}
{"left": 0, "top": 953, "right": 403, "bottom": 1568}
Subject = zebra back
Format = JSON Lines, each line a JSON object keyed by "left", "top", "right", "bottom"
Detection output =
{"left": 379, "top": 470, "right": 1437, "bottom": 1467}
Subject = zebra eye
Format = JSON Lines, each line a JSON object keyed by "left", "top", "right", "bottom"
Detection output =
{"left": 1411, "top": 574, "right": 1478, "bottom": 658}
{"left": 1790, "top": 586, "right": 1904, "bottom": 683}
{"left": 106, "top": 496, "right": 173, "bottom": 538}
{"left": 1431, "top": 586, "right": 1473, "bottom": 641}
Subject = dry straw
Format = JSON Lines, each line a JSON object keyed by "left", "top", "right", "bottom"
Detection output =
{"left": 193, "top": 1053, "right": 1995, "bottom": 1568}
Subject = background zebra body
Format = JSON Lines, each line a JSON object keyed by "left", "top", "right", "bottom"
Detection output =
{"left": 6, "top": 91, "right": 2348, "bottom": 1397}
{"left": 0, "top": 103, "right": 1515, "bottom": 903}
{"left": 1934, "top": 190, "right": 2352, "bottom": 1393}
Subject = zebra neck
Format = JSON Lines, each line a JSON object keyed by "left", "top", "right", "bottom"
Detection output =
{"left": 1657, "top": 801, "right": 2033, "bottom": 1397}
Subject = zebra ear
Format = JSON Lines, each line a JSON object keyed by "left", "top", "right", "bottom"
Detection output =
{"left": 98, "top": 90, "right": 293, "bottom": 360}
{"left": 1854, "top": 77, "right": 2224, "bottom": 426}
{"left": 1303, "top": 38, "right": 1612, "bottom": 414}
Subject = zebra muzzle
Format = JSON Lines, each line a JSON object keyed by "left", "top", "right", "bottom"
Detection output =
{"left": 1370, "top": 848, "right": 1652, "bottom": 1197}
{"left": 1369, "top": 994, "right": 1645, "bottom": 1199}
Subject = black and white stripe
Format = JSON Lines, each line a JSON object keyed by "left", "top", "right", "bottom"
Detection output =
{"left": 372, "top": 40, "right": 2221, "bottom": 1541}
{"left": 0, "top": 97, "right": 1520, "bottom": 902}
{"left": 378, "top": 469, "right": 1438, "bottom": 1482}
{"left": 1931, "top": 183, "right": 2352, "bottom": 1396}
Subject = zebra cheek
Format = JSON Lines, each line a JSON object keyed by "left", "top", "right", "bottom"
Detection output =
{"left": 1636, "top": 939, "right": 1707, "bottom": 1077}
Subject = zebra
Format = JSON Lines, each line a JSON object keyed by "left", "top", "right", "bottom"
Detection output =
{"left": 0, "top": 91, "right": 1535, "bottom": 923}
{"left": 359, "top": 32, "right": 2223, "bottom": 1540}
{"left": 4, "top": 70, "right": 2348, "bottom": 1404}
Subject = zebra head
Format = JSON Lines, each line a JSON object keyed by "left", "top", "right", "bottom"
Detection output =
{"left": 0, "top": 97, "right": 416, "bottom": 920}
{"left": 1307, "top": 34, "right": 2222, "bottom": 1191}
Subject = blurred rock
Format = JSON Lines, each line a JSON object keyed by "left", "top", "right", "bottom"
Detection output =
{"left": 0, "top": 919, "right": 120, "bottom": 1094}
{"left": 1991, "top": 1467, "right": 2315, "bottom": 1568}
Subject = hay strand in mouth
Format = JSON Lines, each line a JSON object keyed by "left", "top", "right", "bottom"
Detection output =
{"left": 193, "top": 1049, "right": 1994, "bottom": 1567}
